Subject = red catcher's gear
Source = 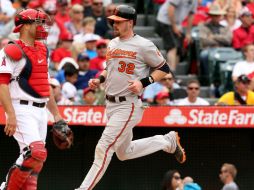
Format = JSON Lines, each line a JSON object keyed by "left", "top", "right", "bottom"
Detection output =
{"left": 15, "top": 40, "right": 50, "bottom": 98}
{"left": 21, "top": 174, "right": 38, "bottom": 190}
{"left": 4, "top": 44, "right": 23, "bottom": 61}
{"left": 0, "top": 73, "right": 11, "bottom": 84}
{"left": 13, "top": 9, "right": 51, "bottom": 40}
{"left": 5, "top": 141, "right": 47, "bottom": 190}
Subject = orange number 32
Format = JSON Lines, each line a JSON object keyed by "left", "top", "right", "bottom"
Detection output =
{"left": 118, "top": 61, "right": 135, "bottom": 74}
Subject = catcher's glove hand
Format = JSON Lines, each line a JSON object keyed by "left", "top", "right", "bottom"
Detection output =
{"left": 51, "top": 119, "right": 73, "bottom": 150}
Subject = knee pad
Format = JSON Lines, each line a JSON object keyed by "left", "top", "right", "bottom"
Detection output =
{"left": 25, "top": 141, "right": 47, "bottom": 162}
{"left": 22, "top": 141, "right": 47, "bottom": 173}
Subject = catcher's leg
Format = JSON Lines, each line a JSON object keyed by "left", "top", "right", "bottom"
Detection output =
{"left": 4, "top": 141, "right": 47, "bottom": 190}
{"left": 21, "top": 161, "right": 44, "bottom": 190}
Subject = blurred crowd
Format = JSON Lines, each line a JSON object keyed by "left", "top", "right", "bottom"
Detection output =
{"left": 161, "top": 163, "right": 239, "bottom": 190}
{"left": 1, "top": 0, "right": 254, "bottom": 106}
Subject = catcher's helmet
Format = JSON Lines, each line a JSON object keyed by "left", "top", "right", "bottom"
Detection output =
{"left": 107, "top": 5, "right": 137, "bottom": 25}
{"left": 13, "top": 9, "right": 51, "bottom": 40}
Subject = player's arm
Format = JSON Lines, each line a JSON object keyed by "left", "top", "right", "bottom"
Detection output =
{"left": 128, "top": 62, "right": 171, "bottom": 94}
{"left": 89, "top": 69, "right": 107, "bottom": 90}
{"left": 0, "top": 74, "right": 17, "bottom": 136}
{"left": 47, "top": 86, "right": 63, "bottom": 122}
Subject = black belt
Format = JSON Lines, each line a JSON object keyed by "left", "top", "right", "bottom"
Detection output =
{"left": 20, "top": 100, "right": 46, "bottom": 108}
{"left": 106, "top": 95, "right": 141, "bottom": 103}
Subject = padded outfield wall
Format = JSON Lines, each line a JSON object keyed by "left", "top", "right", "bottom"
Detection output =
{"left": 0, "top": 126, "right": 254, "bottom": 190}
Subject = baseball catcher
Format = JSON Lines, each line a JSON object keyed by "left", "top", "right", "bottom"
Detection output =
{"left": 52, "top": 119, "right": 74, "bottom": 150}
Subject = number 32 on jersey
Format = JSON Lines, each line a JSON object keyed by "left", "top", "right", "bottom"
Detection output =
{"left": 118, "top": 61, "right": 135, "bottom": 75}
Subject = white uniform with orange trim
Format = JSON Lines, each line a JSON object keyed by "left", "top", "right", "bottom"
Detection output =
{"left": 77, "top": 34, "right": 177, "bottom": 190}
{"left": 0, "top": 48, "right": 48, "bottom": 165}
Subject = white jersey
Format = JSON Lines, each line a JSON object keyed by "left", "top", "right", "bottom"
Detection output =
{"left": 0, "top": 49, "right": 49, "bottom": 103}
{"left": 177, "top": 97, "right": 210, "bottom": 106}
{"left": 232, "top": 60, "right": 254, "bottom": 78}
{"left": 105, "top": 34, "right": 166, "bottom": 97}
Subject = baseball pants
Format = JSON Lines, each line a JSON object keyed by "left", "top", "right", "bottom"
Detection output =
{"left": 77, "top": 99, "right": 176, "bottom": 190}
{"left": 0, "top": 101, "right": 47, "bottom": 188}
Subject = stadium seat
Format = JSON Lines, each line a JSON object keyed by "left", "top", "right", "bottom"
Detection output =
{"left": 220, "top": 59, "right": 243, "bottom": 93}
{"left": 207, "top": 48, "right": 243, "bottom": 91}
{"left": 134, "top": 26, "right": 157, "bottom": 37}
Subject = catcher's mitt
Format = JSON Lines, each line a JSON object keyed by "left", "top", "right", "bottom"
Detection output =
{"left": 51, "top": 120, "right": 73, "bottom": 150}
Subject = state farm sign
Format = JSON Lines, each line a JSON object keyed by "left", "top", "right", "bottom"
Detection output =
{"left": 47, "top": 106, "right": 107, "bottom": 126}
{"left": 163, "top": 108, "right": 254, "bottom": 127}
{"left": 1, "top": 106, "right": 254, "bottom": 128}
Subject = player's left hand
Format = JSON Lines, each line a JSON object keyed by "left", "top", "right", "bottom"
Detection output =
{"left": 128, "top": 80, "right": 143, "bottom": 94}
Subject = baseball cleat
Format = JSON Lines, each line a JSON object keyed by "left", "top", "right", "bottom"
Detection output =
{"left": 174, "top": 132, "right": 186, "bottom": 164}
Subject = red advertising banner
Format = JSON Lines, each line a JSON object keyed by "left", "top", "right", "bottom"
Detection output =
{"left": 0, "top": 106, "right": 254, "bottom": 128}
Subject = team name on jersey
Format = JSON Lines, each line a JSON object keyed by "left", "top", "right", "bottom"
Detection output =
{"left": 106, "top": 48, "right": 137, "bottom": 61}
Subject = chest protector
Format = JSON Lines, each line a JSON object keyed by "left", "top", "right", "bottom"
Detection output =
{"left": 13, "top": 40, "right": 50, "bottom": 98}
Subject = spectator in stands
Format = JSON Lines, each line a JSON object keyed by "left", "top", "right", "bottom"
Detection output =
{"left": 246, "top": 0, "right": 254, "bottom": 16}
{"left": 177, "top": 79, "right": 210, "bottom": 105}
{"left": 44, "top": 2, "right": 70, "bottom": 51}
{"left": 154, "top": 91, "right": 171, "bottom": 105}
{"left": 214, "top": 0, "right": 242, "bottom": 13}
{"left": 103, "top": 3, "right": 117, "bottom": 39}
{"left": 0, "top": 0, "right": 16, "bottom": 32}
{"left": 62, "top": 64, "right": 79, "bottom": 103}
{"left": 49, "top": 78, "right": 73, "bottom": 105}
{"left": 161, "top": 170, "right": 182, "bottom": 190}
{"left": 81, "top": 33, "right": 101, "bottom": 59}
{"left": 89, "top": 39, "right": 107, "bottom": 71}
{"left": 156, "top": 0, "right": 198, "bottom": 71}
{"left": 73, "top": 17, "right": 97, "bottom": 44}
{"left": 51, "top": 33, "right": 73, "bottom": 70}
{"left": 232, "top": 44, "right": 254, "bottom": 90}
{"left": 232, "top": 44, "right": 254, "bottom": 80}
{"left": 232, "top": 7, "right": 254, "bottom": 50}
{"left": 142, "top": 73, "right": 184, "bottom": 104}
{"left": 82, "top": 87, "right": 99, "bottom": 105}
{"left": 198, "top": 3, "right": 231, "bottom": 85}
{"left": 13, "top": 0, "right": 31, "bottom": 9}
{"left": 182, "top": 176, "right": 202, "bottom": 190}
{"left": 55, "top": 0, "right": 70, "bottom": 25}
{"left": 219, "top": 163, "right": 239, "bottom": 190}
{"left": 182, "top": 0, "right": 209, "bottom": 28}
{"left": 65, "top": 4, "right": 84, "bottom": 35}
{"left": 90, "top": 0, "right": 109, "bottom": 37}
{"left": 0, "top": 0, "right": 16, "bottom": 38}
{"left": 220, "top": 6, "right": 242, "bottom": 32}
{"left": 54, "top": 57, "right": 79, "bottom": 84}
{"left": 82, "top": 0, "right": 92, "bottom": 17}
{"left": 75, "top": 52, "right": 98, "bottom": 90}
{"left": 217, "top": 74, "right": 254, "bottom": 105}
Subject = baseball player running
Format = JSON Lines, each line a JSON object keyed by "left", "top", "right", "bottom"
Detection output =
{"left": 75, "top": 5, "right": 186, "bottom": 190}
{"left": 0, "top": 9, "right": 64, "bottom": 190}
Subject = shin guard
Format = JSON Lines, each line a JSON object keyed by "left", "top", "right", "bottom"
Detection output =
{"left": 5, "top": 141, "right": 47, "bottom": 190}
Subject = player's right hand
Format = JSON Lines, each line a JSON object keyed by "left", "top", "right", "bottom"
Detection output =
{"left": 4, "top": 113, "right": 17, "bottom": 137}
{"left": 89, "top": 78, "right": 100, "bottom": 90}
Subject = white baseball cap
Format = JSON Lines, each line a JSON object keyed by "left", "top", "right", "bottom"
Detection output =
{"left": 58, "top": 57, "right": 79, "bottom": 71}
{"left": 49, "top": 78, "right": 60, "bottom": 87}
{"left": 82, "top": 33, "right": 101, "bottom": 43}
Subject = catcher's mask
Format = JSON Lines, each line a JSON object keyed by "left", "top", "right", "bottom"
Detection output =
{"left": 13, "top": 9, "right": 52, "bottom": 40}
